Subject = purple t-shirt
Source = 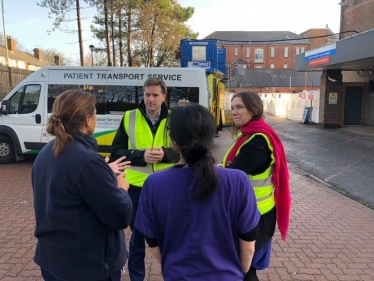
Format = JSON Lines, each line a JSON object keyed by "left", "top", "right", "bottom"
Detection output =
{"left": 135, "top": 166, "right": 260, "bottom": 281}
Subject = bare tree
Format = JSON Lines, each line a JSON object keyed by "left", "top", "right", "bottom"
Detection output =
{"left": 0, "top": 33, "right": 26, "bottom": 51}
{"left": 37, "top": 0, "right": 86, "bottom": 65}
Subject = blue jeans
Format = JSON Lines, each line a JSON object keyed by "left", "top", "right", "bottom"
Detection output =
{"left": 41, "top": 268, "right": 121, "bottom": 281}
{"left": 128, "top": 187, "right": 146, "bottom": 281}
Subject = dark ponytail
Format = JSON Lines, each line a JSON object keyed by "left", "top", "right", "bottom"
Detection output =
{"left": 167, "top": 104, "right": 218, "bottom": 200}
{"left": 46, "top": 90, "right": 96, "bottom": 157}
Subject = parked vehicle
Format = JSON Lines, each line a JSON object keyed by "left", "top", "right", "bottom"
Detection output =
{"left": 0, "top": 66, "right": 212, "bottom": 164}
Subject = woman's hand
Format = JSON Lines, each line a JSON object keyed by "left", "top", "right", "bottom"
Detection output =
{"left": 106, "top": 156, "right": 131, "bottom": 176}
{"left": 117, "top": 171, "right": 130, "bottom": 191}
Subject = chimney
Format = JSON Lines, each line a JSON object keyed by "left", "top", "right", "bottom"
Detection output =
{"left": 33, "top": 48, "right": 42, "bottom": 61}
{"left": 54, "top": 55, "right": 60, "bottom": 66}
{"left": 7, "top": 36, "right": 15, "bottom": 52}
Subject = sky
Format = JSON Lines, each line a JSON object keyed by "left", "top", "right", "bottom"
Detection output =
{"left": 0, "top": 0, "right": 342, "bottom": 64}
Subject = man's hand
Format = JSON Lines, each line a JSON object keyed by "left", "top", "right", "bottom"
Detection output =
{"left": 144, "top": 147, "right": 164, "bottom": 164}
{"left": 106, "top": 156, "right": 131, "bottom": 176}
{"left": 117, "top": 171, "right": 130, "bottom": 191}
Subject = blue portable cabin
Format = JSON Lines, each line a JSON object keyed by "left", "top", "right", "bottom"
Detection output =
{"left": 179, "top": 39, "right": 227, "bottom": 80}
{"left": 179, "top": 39, "right": 228, "bottom": 132}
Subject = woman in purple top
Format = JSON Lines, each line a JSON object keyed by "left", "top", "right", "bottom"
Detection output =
{"left": 135, "top": 103, "right": 260, "bottom": 281}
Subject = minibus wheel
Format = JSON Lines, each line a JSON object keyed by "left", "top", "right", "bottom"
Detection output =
{"left": 0, "top": 136, "right": 16, "bottom": 164}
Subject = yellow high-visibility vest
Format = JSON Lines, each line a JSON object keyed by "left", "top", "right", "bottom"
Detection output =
{"left": 223, "top": 133, "right": 275, "bottom": 215}
{"left": 124, "top": 109, "right": 173, "bottom": 187}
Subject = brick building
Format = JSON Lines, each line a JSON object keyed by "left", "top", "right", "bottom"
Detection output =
{"left": 204, "top": 31, "right": 310, "bottom": 70}
{"left": 295, "top": 0, "right": 374, "bottom": 127}
{"left": 0, "top": 36, "right": 56, "bottom": 70}
{"left": 300, "top": 27, "right": 339, "bottom": 49}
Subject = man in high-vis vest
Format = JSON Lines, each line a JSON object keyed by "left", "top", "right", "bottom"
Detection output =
{"left": 111, "top": 77, "right": 176, "bottom": 281}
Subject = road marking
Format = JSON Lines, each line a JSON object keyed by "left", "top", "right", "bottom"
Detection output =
{"left": 330, "top": 129, "right": 343, "bottom": 135}
{"left": 324, "top": 154, "right": 366, "bottom": 182}
{"left": 346, "top": 134, "right": 362, "bottom": 143}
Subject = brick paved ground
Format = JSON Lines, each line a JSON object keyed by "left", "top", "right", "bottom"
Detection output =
{"left": 0, "top": 129, "right": 374, "bottom": 281}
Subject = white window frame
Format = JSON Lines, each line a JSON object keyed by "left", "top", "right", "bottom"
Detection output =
{"left": 270, "top": 47, "right": 275, "bottom": 58}
{"left": 234, "top": 48, "right": 238, "bottom": 56}
{"left": 296, "top": 47, "right": 300, "bottom": 55}
{"left": 301, "top": 47, "right": 305, "bottom": 53}
{"left": 284, "top": 64, "right": 288, "bottom": 69}
{"left": 246, "top": 47, "right": 250, "bottom": 57}
{"left": 192, "top": 46, "right": 206, "bottom": 61}
{"left": 284, "top": 47, "right": 288, "bottom": 58}
{"left": 270, "top": 64, "right": 275, "bottom": 69}
{"left": 255, "top": 49, "right": 264, "bottom": 63}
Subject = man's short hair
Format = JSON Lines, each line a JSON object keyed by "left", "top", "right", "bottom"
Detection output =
{"left": 144, "top": 77, "right": 167, "bottom": 95}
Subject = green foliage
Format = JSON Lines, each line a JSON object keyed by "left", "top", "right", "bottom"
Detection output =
{"left": 90, "top": 0, "right": 198, "bottom": 67}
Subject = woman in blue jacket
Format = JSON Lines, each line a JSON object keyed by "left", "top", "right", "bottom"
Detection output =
{"left": 32, "top": 90, "right": 133, "bottom": 281}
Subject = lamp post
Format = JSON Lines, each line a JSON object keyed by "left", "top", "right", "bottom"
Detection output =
{"left": 1, "top": 0, "right": 9, "bottom": 66}
{"left": 89, "top": 45, "right": 95, "bottom": 66}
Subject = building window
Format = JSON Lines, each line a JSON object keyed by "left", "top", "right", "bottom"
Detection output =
{"left": 0, "top": 57, "right": 5, "bottom": 66}
{"left": 254, "top": 66, "right": 263, "bottom": 69}
{"left": 270, "top": 64, "right": 274, "bottom": 69}
{"left": 284, "top": 64, "right": 288, "bottom": 68}
{"left": 18, "top": 61, "right": 26, "bottom": 69}
{"left": 255, "top": 49, "right": 264, "bottom": 63}
{"left": 246, "top": 47, "right": 250, "bottom": 57}
{"left": 296, "top": 47, "right": 300, "bottom": 55}
{"left": 270, "top": 47, "right": 275, "bottom": 58}
{"left": 301, "top": 47, "right": 305, "bottom": 53}
{"left": 243, "top": 65, "right": 247, "bottom": 69}
{"left": 284, "top": 47, "right": 288, "bottom": 58}
{"left": 234, "top": 48, "right": 238, "bottom": 56}
{"left": 192, "top": 46, "right": 206, "bottom": 61}
{"left": 9, "top": 59, "right": 17, "bottom": 67}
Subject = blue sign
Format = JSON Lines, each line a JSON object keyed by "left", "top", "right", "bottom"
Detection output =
{"left": 305, "top": 43, "right": 336, "bottom": 62}
{"left": 188, "top": 61, "right": 211, "bottom": 68}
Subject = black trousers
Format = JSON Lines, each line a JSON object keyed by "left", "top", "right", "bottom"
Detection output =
{"left": 244, "top": 266, "right": 259, "bottom": 281}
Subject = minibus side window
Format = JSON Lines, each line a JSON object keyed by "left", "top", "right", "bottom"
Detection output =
{"left": 8, "top": 85, "right": 41, "bottom": 114}
{"left": 9, "top": 87, "right": 23, "bottom": 114}
{"left": 48, "top": 84, "right": 81, "bottom": 113}
{"left": 21, "top": 85, "right": 41, "bottom": 114}
{"left": 48, "top": 84, "right": 106, "bottom": 114}
{"left": 166, "top": 87, "right": 199, "bottom": 108}
{"left": 105, "top": 85, "right": 140, "bottom": 114}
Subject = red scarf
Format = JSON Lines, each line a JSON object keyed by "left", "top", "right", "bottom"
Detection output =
{"left": 224, "top": 118, "right": 291, "bottom": 241}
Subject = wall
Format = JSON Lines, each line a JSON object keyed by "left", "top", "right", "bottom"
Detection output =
{"left": 300, "top": 29, "right": 329, "bottom": 49}
{"left": 224, "top": 90, "right": 320, "bottom": 123}
{"left": 363, "top": 87, "right": 374, "bottom": 126}
{"left": 340, "top": 0, "right": 374, "bottom": 40}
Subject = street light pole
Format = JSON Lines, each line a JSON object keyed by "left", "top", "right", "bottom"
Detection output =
{"left": 1, "top": 0, "right": 9, "bottom": 66}
{"left": 89, "top": 45, "right": 95, "bottom": 66}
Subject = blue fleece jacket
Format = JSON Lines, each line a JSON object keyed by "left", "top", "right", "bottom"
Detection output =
{"left": 32, "top": 133, "right": 133, "bottom": 281}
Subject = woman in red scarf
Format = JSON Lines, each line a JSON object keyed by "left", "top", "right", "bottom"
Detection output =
{"left": 222, "top": 92, "right": 291, "bottom": 281}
